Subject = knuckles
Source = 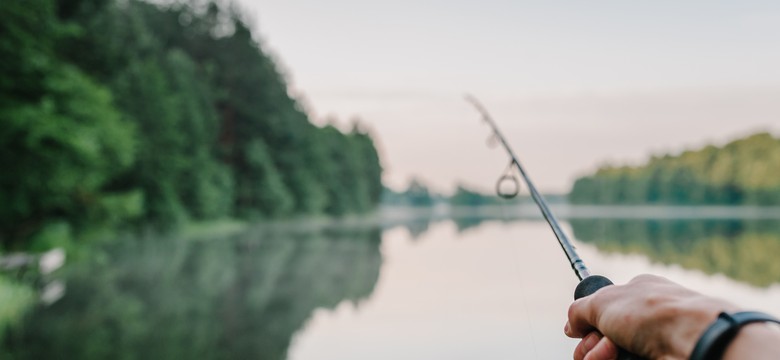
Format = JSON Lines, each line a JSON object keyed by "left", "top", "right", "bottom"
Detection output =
{"left": 630, "top": 274, "right": 664, "bottom": 284}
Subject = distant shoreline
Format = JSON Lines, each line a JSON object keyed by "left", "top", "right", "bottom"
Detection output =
{"left": 380, "top": 204, "right": 780, "bottom": 220}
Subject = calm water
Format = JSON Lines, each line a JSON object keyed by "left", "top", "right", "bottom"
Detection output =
{"left": 3, "top": 209, "right": 780, "bottom": 359}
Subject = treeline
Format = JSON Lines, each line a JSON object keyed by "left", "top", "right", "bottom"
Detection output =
{"left": 382, "top": 181, "right": 496, "bottom": 207}
{"left": 382, "top": 180, "right": 564, "bottom": 207}
{"left": 382, "top": 180, "right": 443, "bottom": 207}
{"left": 0, "top": 0, "right": 382, "bottom": 249}
{"left": 569, "top": 133, "right": 780, "bottom": 205}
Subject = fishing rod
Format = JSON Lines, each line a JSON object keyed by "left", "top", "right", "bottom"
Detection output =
{"left": 465, "top": 95, "right": 643, "bottom": 360}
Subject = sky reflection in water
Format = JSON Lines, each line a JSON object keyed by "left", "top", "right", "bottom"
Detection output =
{"left": 290, "top": 218, "right": 780, "bottom": 360}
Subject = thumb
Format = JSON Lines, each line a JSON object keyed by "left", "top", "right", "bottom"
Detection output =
{"left": 584, "top": 336, "right": 618, "bottom": 360}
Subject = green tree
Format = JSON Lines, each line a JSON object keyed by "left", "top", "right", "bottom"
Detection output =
{"left": 1, "top": 0, "right": 385, "bottom": 248}
{"left": 569, "top": 133, "right": 780, "bottom": 206}
{"left": 0, "top": 0, "right": 135, "bottom": 247}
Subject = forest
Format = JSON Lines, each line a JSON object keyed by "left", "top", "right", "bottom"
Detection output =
{"left": 0, "top": 0, "right": 383, "bottom": 250}
{"left": 569, "top": 133, "right": 780, "bottom": 205}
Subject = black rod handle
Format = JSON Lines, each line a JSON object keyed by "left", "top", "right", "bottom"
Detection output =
{"left": 574, "top": 275, "right": 647, "bottom": 360}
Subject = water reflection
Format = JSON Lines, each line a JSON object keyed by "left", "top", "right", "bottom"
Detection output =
{"left": 4, "top": 212, "right": 780, "bottom": 359}
{"left": 2, "top": 226, "right": 382, "bottom": 359}
{"left": 425, "top": 212, "right": 780, "bottom": 288}
{"left": 569, "top": 219, "right": 780, "bottom": 287}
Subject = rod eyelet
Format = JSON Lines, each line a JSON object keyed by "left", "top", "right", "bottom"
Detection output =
{"left": 496, "top": 174, "right": 520, "bottom": 199}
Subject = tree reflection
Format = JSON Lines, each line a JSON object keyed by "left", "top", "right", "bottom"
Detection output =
{"left": 570, "top": 219, "right": 780, "bottom": 287}
{"left": 1, "top": 226, "right": 382, "bottom": 359}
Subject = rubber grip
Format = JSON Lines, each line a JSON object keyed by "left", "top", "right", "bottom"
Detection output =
{"left": 574, "top": 275, "right": 647, "bottom": 360}
{"left": 574, "top": 275, "right": 614, "bottom": 300}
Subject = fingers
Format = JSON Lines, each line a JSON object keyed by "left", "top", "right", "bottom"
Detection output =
{"left": 583, "top": 336, "right": 618, "bottom": 360}
{"left": 574, "top": 332, "right": 602, "bottom": 360}
{"left": 566, "top": 274, "right": 682, "bottom": 360}
{"left": 566, "top": 296, "right": 598, "bottom": 338}
{"left": 566, "top": 279, "right": 629, "bottom": 338}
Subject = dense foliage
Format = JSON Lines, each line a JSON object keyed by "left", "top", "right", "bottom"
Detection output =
{"left": 0, "top": 0, "right": 383, "bottom": 249}
{"left": 569, "top": 133, "right": 780, "bottom": 205}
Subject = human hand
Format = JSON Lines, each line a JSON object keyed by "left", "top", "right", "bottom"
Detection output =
{"left": 564, "top": 274, "right": 739, "bottom": 360}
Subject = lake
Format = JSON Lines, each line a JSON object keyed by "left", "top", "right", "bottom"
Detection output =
{"left": 3, "top": 206, "right": 780, "bottom": 359}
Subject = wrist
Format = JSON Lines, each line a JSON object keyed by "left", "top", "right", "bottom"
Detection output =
{"left": 689, "top": 311, "right": 780, "bottom": 360}
{"left": 676, "top": 297, "right": 739, "bottom": 356}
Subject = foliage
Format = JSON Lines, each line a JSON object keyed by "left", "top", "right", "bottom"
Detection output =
{"left": 382, "top": 178, "right": 437, "bottom": 207}
{"left": 0, "top": 276, "right": 36, "bottom": 340}
{"left": 569, "top": 133, "right": 780, "bottom": 205}
{"left": 0, "top": 0, "right": 136, "bottom": 248}
{"left": 0, "top": 0, "right": 383, "bottom": 249}
{"left": 449, "top": 184, "right": 502, "bottom": 206}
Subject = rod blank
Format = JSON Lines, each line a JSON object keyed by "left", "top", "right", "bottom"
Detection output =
{"left": 465, "top": 95, "right": 591, "bottom": 281}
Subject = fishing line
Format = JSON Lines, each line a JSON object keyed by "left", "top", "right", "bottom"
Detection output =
{"left": 484, "top": 110, "right": 539, "bottom": 359}
{"left": 497, "top": 197, "right": 541, "bottom": 359}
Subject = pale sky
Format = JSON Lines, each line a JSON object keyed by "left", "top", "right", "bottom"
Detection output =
{"left": 238, "top": 0, "right": 780, "bottom": 193}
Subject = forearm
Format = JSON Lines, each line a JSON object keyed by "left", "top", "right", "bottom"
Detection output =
{"left": 723, "top": 322, "right": 780, "bottom": 360}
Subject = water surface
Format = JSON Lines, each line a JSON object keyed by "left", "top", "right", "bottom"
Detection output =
{"left": 3, "top": 210, "right": 780, "bottom": 359}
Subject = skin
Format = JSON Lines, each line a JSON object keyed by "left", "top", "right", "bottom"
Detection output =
{"left": 564, "top": 274, "right": 780, "bottom": 360}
